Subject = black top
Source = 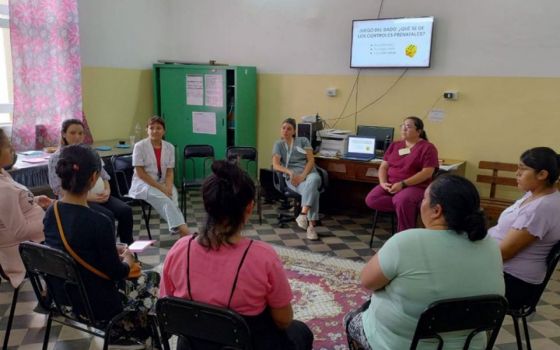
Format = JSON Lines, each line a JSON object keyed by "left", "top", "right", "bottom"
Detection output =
{"left": 43, "top": 202, "right": 129, "bottom": 320}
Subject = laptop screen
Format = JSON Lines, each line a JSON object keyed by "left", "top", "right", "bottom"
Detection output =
{"left": 347, "top": 136, "right": 376, "bottom": 155}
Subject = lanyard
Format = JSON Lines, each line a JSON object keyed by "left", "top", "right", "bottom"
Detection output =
{"left": 284, "top": 140, "right": 294, "bottom": 168}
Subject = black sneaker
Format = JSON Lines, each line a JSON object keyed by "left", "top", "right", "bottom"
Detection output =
{"left": 108, "top": 338, "right": 146, "bottom": 350}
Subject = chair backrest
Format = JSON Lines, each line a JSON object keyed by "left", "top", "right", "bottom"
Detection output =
{"left": 519, "top": 240, "right": 560, "bottom": 313}
{"left": 410, "top": 294, "right": 508, "bottom": 350}
{"left": 156, "top": 297, "right": 252, "bottom": 350}
{"left": 111, "top": 154, "right": 135, "bottom": 198}
{"left": 183, "top": 144, "right": 215, "bottom": 181}
{"left": 226, "top": 146, "right": 258, "bottom": 179}
{"left": 19, "top": 241, "right": 100, "bottom": 324}
{"left": 476, "top": 161, "right": 518, "bottom": 198}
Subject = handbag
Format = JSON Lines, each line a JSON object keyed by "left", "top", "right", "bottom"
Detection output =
{"left": 53, "top": 201, "right": 142, "bottom": 279}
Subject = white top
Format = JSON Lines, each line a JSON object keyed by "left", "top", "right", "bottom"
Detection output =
{"left": 129, "top": 138, "right": 175, "bottom": 200}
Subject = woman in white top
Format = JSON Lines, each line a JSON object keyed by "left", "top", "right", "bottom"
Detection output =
{"left": 129, "top": 116, "right": 189, "bottom": 236}
{"left": 47, "top": 119, "right": 134, "bottom": 244}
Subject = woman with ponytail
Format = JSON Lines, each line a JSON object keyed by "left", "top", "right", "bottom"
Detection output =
{"left": 44, "top": 144, "right": 159, "bottom": 348}
{"left": 489, "top": 147, "right": 560, "bottom": 309}
{"left": 345, "top": 174, "right": 504, "bottom": 350}
{"left": 365, "top": 116, "right": 439, "bottom": 232}
{"left": 160, "top": 160, "right": 313, "bottom": 350}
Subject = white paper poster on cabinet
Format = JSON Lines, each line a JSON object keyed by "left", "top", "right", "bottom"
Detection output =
{"left": 192, "top": 112, "right": 217, "bottom": 135}
{"left": 186, "top": 75, "right": 204, "bottom": 106}
{"left": 205, "top": 74, "right": 224, "bottom": 108}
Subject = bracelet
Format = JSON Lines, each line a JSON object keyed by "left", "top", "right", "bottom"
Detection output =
{"left": 401, "top": 181, "right": 408, "bottom": 188}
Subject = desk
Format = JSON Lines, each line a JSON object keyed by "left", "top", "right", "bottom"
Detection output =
{"left": 8, "top": 139, "right": 133, "bottom": 189}
{"left": 315, "top": 156, "right": 465, "bottom": 212}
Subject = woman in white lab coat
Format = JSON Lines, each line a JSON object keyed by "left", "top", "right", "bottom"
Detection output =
{"left": 129, "top": 116, "right": 190, "bottom": 236}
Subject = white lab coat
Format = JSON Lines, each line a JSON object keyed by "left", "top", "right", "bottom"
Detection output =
{"left": 129, "top": 138, "right": 176, "bottom": 200}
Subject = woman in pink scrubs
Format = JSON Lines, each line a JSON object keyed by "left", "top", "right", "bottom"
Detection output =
{"left": 365, "top": 116, "right": 439, "bottom": 232}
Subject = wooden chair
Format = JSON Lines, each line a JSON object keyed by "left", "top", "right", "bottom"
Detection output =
{"left": 476, "top": 161, "right": 518, "bottom": 223}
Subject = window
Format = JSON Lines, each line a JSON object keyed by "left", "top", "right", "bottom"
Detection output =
{"left": 0, "top": 0, "right": 12, "bottom": 125}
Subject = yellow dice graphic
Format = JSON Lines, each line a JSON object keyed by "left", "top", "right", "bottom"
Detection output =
{"left": 405, "top": 44, "right": 417, "bottom": 58}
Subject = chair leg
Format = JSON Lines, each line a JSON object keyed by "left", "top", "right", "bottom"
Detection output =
{"left": 390, "top": 213, "right": 396, "bottom": 234}
{"left": 257, "top": 187, "right": 262, "bottom": 225}
{"left": 42, "top": 313, "right": 53, "bottom": 350}
{"left": 512, "top": 315, "right": 524, "bottom": 350}
{"left": 141, "top": 202, "right": 152, "bottom": 240}
{"left": 369, "top": 210, "right": 380, "bottom": 248}
{"left": 522, "top": 316, "right": 532, "bottom": 350}
{"left": 2, "top": 285, "right": 20, "bottom": 350}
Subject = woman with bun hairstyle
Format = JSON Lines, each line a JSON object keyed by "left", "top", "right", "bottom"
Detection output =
{"left": 0, "top": 128, "right": 51, "bottom": 288}
{"left": 161, "top": 160, "right": 313, "bottom": 350}
{"left": 129, "top": 116, "right": 189, "bottom": 236}
{"left": 365, "top": 116, "right": 439, "bottom": 232}
{"left": 489, "top": 147, "right": 560, "bottom": 309}
{"left": 47, "top": 118, "right": 134, "bottom": 244}
{"left": 44, "top": 144, "right": 159, "bottom": 347}
{"left": 345, "top": 174, "right": 504, "bottom": 350}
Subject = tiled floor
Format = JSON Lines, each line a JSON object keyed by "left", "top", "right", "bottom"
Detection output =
{"left": 1, "top": 192, "right": 559, "bottom": 349}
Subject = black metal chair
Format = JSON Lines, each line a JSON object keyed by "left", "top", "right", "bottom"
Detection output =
{"left": 226, "top": 146, "right": 262, "bottom": 224}
{"left": 181, "top": 145, "right": 214, "bottom": 219}
{"left": 410, "top": 294, "right": 508, "bottom": 350}
{"left": 369, "top": 210, "right": 396, "bottom": 248}
{"left": 156, "top": 296, "right": 252, "bottom": 350}
{"left": 507, "top": 240, "right": 560, "bottom": 350}
{"left": 19, "top": 241, "right": 134, "bottom": 350}
{"left": 110, "top": 154, "right": 153, "bottom": 240}
{"left": 0, "top": 265, "right": 21, "bottom": 350}
{"left": 272, "top": 167, "right": 328, "bottom": 228}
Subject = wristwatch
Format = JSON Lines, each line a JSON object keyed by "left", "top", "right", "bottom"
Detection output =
{"left": 401, "top": 181, "right": 408, "bottom": 188}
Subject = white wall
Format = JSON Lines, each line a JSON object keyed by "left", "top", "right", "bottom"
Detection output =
{"left": 78, "top": 0, "right": 560, "bottom": 77}
{"left": 77, "top": 0, "right": 172, "bottom": 69}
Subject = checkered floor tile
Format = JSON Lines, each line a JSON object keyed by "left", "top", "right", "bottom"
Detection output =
{"left": 1, "top": 192, "right": 559, "bottom": 349}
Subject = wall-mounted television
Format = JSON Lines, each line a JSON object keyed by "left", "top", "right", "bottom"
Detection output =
{"left": 350, "top": 16, "right": 434, "bottom": 68}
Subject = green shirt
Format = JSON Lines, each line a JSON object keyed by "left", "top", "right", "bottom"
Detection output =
{"left": 362, "top": 228, "right": 504, "bottom": 350}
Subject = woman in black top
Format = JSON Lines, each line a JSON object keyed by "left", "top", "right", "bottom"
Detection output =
{"left": 43, "top": 144, "right": 159, "bottom": 347}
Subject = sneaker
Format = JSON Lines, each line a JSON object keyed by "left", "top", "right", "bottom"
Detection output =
{"left": 296, "top": 214, "right": 309, "bottom": 230}
{"left": 306, "top": 225, "right": 319, "bottom": 240}
{"left": 108, "top": 338, "right": 146, "bottom": 350}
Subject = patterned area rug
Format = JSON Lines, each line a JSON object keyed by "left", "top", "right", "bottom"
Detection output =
{"left": 275, "top": 246, "right": 370, "bottom": 350}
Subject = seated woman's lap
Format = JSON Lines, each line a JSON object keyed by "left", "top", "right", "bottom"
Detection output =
{"left": 365, "top": 185, "right": 424, "bottom": 231}
{"left": 145, "top": 186, "right": 185, "bottom": 228}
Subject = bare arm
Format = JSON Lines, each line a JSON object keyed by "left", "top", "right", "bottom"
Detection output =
{"left": 291, "top": 149, "right": 315, "bottom": 186}
{"left": 164, "top": 168, "right": 174, "bottom": 197}
{"left": 377, "top": 161, "right": 391, "bottom": 191}
{"left": 360, "top": 254, "right": 391, "bottom": 291}
{"left": 272, "top": 154, "right": 294, "bottom": 178}
{"left": 389, "top": 167, "right": 435, "bottom": 194}
{"left": 270, "top": 304, "right": 294, "bottom": 329}
{"left": 499, "top": 228, "right": 537, "bottom": 261}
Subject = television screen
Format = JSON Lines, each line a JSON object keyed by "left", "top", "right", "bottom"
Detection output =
{"left": 350, "top": 17, "right": 434, "bottom": 68}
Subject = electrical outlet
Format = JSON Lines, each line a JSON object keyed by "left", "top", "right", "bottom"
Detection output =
{"left": 326, "top": 88, "right": 337, "bottom": 97}
{"left": 443, "top": 90, "right": 458, "bottom": 100}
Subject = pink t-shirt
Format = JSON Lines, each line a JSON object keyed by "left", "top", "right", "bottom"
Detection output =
{"left": 489, "top": 191, "right": 560, "bottom": 284}
{"left": 384, "top": 139, "right": 439, "bottom": 188}
{"left": 160, "top": 235, "right": 293, "bottom": 316}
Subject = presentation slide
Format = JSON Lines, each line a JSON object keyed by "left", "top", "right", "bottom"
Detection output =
{"left": 348, "top": 137, "right": 376, "bottom": 154}
{"left": 351, "top": 17, "right": 434, "bottom": 68}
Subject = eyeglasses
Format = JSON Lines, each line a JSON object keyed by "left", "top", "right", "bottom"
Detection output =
{"left": 400, "top": 124, "right": 417, "bottom": 130}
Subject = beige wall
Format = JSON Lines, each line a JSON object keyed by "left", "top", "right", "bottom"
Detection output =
{"left": 82, "top": 67, "right": 153, "bottom": 141}
{"left": 84, "top": 66, "right": 559, "bottom": 200}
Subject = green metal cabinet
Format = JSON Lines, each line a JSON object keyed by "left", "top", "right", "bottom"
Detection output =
{"left": 153, "top": 64, "right": 257, "bottom": 186}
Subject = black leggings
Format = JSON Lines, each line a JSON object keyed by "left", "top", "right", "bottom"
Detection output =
{"left": 504, "top": 272, "right": 541, "bottom": 309}
{"left": 89, "top": 196, "right": 134, "bottom": 244}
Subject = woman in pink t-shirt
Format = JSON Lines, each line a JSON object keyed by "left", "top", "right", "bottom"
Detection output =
{"left": 489, "top": 147, "right": 560, "bottom": 309}
{"left": 365, "top": 116, "right": 439, "bottom": 232}
{"left": 160, "top": 160, "right": 313, "bottom": 350}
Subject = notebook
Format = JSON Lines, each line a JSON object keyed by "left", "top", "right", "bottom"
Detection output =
{"left": 340, "top": 136, "right": 376, "bottom": 161}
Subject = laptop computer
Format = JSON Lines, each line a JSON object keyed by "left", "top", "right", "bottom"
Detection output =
{"left": 341, "top": 136, "right": 376, "bottom": 161}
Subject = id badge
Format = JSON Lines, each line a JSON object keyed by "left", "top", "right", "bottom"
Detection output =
{"left": 296, "top": 146, "right": 307, "bottom": 154}
{"left": 398, "top": 148, "right": 411, "bottom": 156}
